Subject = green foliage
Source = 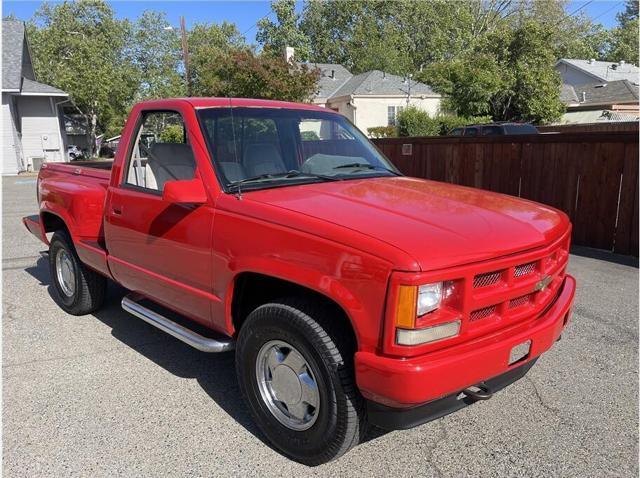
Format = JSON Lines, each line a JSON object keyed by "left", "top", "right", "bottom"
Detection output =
{"left": 396, "top": 107, "right": 491, "bottom": 137}
{"left": 606, "top": 1, "right": 639, "bottom": 64}
{"left": 300, "top": 130, "right": 320, "bottom": 140}
{"left": 257, "top": 0, "right": 310, "bottom": 60}
{"left": 367, "top": 126, "right": 398, "bottom": 138}
{"left": 420, "top": 20, "right": 565, "bottom": 123}
{"left": 397, "top": 107, "right": 439, "bottom": 137}
{"left": 28, "top": 0, "right": 138, "bottom": 149}
{"left": 190, "top": 45, "right": 320, "bottom": 102}
{"left": 158, "top": 124, "right": 184, "bottom": 143}
{"left": 129, "top": 10, "right": 185, "bottom": 100}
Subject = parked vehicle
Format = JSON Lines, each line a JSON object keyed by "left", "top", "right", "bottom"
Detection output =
{"left": 67, "top": 144, "right": 84, "bottom": 160}
{"left": 24, "top": 98, "right": 575, "bottom": 465}
{"left": 450, "top": 122, "right": 539, "bottom": 136}
{"left": 98, "top": 143, "right": 116, "bottom": 158}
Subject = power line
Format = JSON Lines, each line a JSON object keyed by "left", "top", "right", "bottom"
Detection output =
{"left": 566, "top": 0, "right": 595, "bottom": 18}
{"left": 590, "top": 1, "right": 623, "bottom": 23}
{"left": 241, "top": 8, "right": 274, "bottom": 38}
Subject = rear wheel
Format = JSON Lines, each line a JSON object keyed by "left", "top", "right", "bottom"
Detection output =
{"left": 235, "top": 298, "right": 365, "bottom": 465}
{"left": 49, "top": 230, "right": 106, "bottom": 315}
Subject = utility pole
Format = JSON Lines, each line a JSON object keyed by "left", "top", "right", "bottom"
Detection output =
{"left": 180, "top": 16, "right": 191, "bottom": 97}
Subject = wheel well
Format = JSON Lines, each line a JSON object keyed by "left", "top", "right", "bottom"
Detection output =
{"left": 41, "top": 212, "right": 68, "bottom": 235}
{"left": 232, "top": 272, "right": 358, "bottom": 348}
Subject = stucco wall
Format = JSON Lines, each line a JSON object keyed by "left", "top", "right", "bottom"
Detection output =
{"left": 332, "top": 96, "right": 441, "bottom": 135}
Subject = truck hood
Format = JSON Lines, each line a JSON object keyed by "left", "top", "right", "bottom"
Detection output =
{"left": 247, "top": 177, "right": 569, "bottom": 271}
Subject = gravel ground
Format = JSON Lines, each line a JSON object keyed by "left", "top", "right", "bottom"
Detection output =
{"left": 3, "top": 175, "right": 638, "bottom": 477}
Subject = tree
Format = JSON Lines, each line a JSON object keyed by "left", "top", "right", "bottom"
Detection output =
{"left": 187, "top": 21, "right": 246, "bottom": 94}
{"left": 256, "top": 0, "right": 310, "bottom": 60}
{"left": 606, "top": 0, "right": 639, "bottom": 64}
{"left": 129, "top": 10, "right": 185, "bottom": 100}
{"left": 28, "top": 0, "right": 138, "bottom": 147}
{"left": 421, "top": 20, "right": 564, "bottom": 123}
{"left": 190, "top": 46, "right": 320, "bottom": 102}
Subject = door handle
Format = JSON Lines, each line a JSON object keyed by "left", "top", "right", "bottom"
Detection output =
{"left": 112, "top": 206, "right": 123, "bottom": 216}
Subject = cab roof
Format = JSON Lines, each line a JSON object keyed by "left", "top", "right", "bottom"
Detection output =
{"left": 136, "top": 97, "right": 330, "bottom": 113}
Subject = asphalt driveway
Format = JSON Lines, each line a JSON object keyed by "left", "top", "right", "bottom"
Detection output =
{"left": 3, "top": 175, "right": 638, "bottom": 477}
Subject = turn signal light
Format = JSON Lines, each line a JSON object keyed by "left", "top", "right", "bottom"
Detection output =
{"left": 396, "top": 320, "right": 461, "bottom": 346}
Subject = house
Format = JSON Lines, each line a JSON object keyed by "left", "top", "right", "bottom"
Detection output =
{"left": 555, "top": 58, "right": 639, "bottom": 86}
{"left": 291, "top": 50, "right": 441, "bottom": 136}
{"left": 559, "top": 79, "right": 639, "bottom": 124}
{"left": 2, "top": 20, "right": 69, "bottom": 175}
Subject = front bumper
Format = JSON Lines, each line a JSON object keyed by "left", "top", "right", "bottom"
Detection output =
{"left": 355, "top": 274, "right": 576, "bottom": 411}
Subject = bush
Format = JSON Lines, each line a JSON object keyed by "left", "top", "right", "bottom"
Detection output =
{"left": 396, "top": 106, "right": 493, "bottom": 137}
{"left": 367, "top": 126, "right": 398, "bottom": 138}
{"left": 159, "top": 124, "right": 185, "bottom": 143}
{"left": 397, "top": 106, "right": 440, "bottom": 137}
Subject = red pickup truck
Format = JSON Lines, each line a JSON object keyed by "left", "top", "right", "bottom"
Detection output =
{"left": 24, "top": 98, "right": 575, "bottom": 465}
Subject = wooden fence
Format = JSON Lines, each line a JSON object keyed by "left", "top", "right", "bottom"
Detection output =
{"left": 373, "top": 132, "right": 639, "bottom": 256}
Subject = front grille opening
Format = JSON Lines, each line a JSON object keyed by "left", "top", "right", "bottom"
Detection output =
{"left": 473, "top": 271, "right": 502, "bottom": 288}
{"left": 509, "top": 293, "right": 533, "bottom": 309}
{"left": 514, "top": 262, "right": 536, "bottom": 278}
{"left": 470, "top": 305, "right": 497, "bottom": 322}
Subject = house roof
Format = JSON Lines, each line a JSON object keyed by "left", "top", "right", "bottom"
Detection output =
{"left": 306, "top": 63, "right": 353, "bottom": 100}
{"left": 2, "top": 20, "right": 26, "bottom": 90}
{"left": 2, "top": 19, "right": 67, "bottom": 96}
{"left": 331, "top": 70, "right": 437, "bottom": 98}
{"left": 21, "top": 77, "right": 68, "bottom": 96}
{"left": 557, "top": 59, "right": 640, "bottom": 83}
{"left": 566, "top": 80, "right": 639, "bottom": 106}
{"left": 560, "top": 83, "right": 579, "bottom": 104}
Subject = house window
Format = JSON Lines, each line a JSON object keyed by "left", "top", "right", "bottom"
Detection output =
{"left": 387, "top": 106, "right": 404, "bottom": 126}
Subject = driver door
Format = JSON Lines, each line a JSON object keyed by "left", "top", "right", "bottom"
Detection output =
{"left": 105, "top": 109, "right": 215, "bottom": 327}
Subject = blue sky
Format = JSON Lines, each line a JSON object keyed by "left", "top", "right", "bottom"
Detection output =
{"left": 2, "top": 0, "right": 626, "bottom": 44}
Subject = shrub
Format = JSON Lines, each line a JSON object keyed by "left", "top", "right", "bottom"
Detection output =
{"left": 397, "top": 106, "right": 440, "bottom": 137}
{"left": 159, "top": 124, "right": 185, "bottom": 143}
{"left": 396, "top": 106, "right": 493, "bottom": 137}
{"left": 367, "top": 126, "right": 398, "bottom": 138}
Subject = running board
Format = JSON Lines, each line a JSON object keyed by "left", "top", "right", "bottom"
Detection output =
{"left": 121, "top": 294, "right": 234, "bottom": 353}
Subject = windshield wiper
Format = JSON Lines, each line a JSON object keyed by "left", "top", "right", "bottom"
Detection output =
{"left": 333, "top": 163, "right": 402, "bottom": 175}
{"left": 226, "top": 170, "right": 341, "bottom": 197}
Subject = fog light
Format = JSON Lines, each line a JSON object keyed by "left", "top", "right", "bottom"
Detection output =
{"left": 396, "top": 320, "right": 461, "bottom": 346}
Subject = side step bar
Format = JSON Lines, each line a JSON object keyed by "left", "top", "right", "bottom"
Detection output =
{"left": 121, "top": 294, "right": 234, "bottom": 353}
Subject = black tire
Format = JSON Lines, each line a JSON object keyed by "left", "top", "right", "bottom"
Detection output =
{"left": 235, "top": 298, "right": 365, "bottom": 466}
{"left": 48, "top": 230, "right": 106, "bottom": 315}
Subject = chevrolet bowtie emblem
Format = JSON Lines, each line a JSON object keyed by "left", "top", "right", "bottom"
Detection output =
{"left": 533, "top": 275, "right": 553, "bottom": 292}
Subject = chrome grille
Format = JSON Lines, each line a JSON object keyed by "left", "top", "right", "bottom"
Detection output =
{"left": 470, "top": 305, "right": 497, "bottom": 322}
{"left": 473, "top": 271, "right": 502, "bottom": 288}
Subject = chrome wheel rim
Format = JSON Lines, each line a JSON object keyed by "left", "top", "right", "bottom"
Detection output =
{"left": 55, "top": 248, "right": 75, "bottom": 297}
{"left": 256, "top": 340, "right": 320, "bottom": 431}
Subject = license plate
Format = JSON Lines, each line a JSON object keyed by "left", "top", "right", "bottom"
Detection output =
{"left": 509, "top": 340, "right": 531, "bottom": 365}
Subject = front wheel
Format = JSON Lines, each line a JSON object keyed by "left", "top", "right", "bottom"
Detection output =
{"left": 49, "top": 230, "right": 106, "bottom": 315}
{"left": 235, "top": 298, "right": 365, "bottom": 465}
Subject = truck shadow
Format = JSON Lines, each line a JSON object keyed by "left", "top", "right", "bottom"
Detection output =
{"left": 24, "top": 257, "right": 388, "bottom": 459}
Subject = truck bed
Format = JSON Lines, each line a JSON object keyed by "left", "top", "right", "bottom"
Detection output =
{"left": 42, "top": 160, "right": 113, "bottom": 181}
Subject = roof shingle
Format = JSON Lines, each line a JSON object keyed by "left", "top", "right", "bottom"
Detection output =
{"left": 2, "top": 20, "right": 25, "bottom": 90}
{"left": 558, "top": 59, "right": 640, "bottom": 83}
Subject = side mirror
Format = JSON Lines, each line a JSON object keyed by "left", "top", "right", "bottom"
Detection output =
{"left": 162, "top": 179, "right": 207, "bottom": 204}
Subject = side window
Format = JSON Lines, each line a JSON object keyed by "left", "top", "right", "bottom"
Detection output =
{"left": 481, "top": 125, "right": 502, "bottom": 136}
{"left": 464, "top": 127, "right": 479, "bottom": 137}
{"left": 125, "top": 111, "right": 196, "bottom": 192}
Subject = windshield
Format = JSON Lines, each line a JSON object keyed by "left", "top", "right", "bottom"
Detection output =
{"left": 197, "top": 107, "right": 400, "bottom": 191}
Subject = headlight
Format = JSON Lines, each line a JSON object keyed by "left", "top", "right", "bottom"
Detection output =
{"left": 417, "top": 282, "right": 443, "bottom": 316}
